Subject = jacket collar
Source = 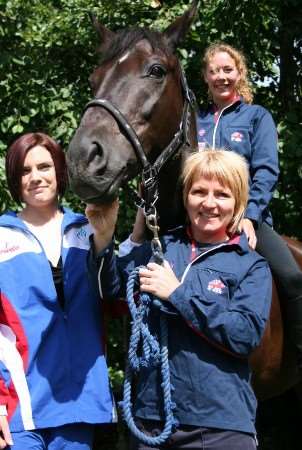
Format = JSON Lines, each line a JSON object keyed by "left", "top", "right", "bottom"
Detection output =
{"left": 0, "top": 207, "right": 87, "bottom": 231}
{"left": 185, "top": 225, "right": 250, "bottom": 255}
{"left": 210, "top": 96, "right": 242, "bottom": 115}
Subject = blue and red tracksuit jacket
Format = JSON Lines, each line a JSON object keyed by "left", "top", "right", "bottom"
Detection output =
{"left": 91, "top": 228, "right": 272, "bottom": 435}
{"left": 0, "top": 208, "right": 116, "bottom": 432}
{"left": 196, "top": 99, "right": 279, "bottom": 226}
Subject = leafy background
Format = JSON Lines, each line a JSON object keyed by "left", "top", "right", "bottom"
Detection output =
{"left": 1, "top": 0, "right": 301, "bottom": 234}
{"left": 1, "top": 1, "right": 301, "bottom": 449}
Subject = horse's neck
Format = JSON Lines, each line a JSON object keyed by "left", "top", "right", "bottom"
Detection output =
{"left": 157, "top": 155, "right": 185, "bottom": 232}
{"left": 157, "top": 109, "right": 197, "bottom": 233}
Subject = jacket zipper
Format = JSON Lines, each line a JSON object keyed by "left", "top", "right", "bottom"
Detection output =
{"left": 181, "top": 242, "right": 230, "bottom": 283}
{"left": 211, "top": 101, "right": 238, "bottom": 148}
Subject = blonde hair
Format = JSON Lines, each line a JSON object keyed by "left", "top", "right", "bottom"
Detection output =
{"left": 202, "top": 42, "right": 253, "bottom": 104}
{"left": 182, "top": 149, "right": 249, "bottom": 235}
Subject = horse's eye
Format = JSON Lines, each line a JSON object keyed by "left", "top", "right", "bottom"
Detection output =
{"left": 148, "top": 65, "right": 166, "bottom": 79}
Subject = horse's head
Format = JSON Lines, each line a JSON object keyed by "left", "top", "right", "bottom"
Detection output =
{"left": 67, "top": 1, "right": 198, "bottom": 205}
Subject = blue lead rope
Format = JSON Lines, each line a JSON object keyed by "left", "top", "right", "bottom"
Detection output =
{"left": 120, "top": 266, "right": 177, "bottom": 446}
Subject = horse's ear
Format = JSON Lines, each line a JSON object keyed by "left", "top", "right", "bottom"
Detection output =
{"left": 163, "top": 0, "right": 199, "bottom": 51}
{"left": 89, "top": 12, "right": 116, "bottom": 46}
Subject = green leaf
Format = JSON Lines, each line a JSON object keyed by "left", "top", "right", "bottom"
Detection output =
{"left": 12, "top": 124, "right": 24, "bottom": 133}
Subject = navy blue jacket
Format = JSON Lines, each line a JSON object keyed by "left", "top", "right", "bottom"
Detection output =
{"left": 197, "top": 100, "right": 279, "bottom": 226}
{"left": 93, "top": 228, "right": 272, "bottom": 434}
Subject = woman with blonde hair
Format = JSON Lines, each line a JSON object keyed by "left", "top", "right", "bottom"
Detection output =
{"left": 181, "top": 148, "right": 249, "bottom": 236}
{"left": 87, "top": 148, "right": 271, "bottom": 450}
{"left": 197, "top": 41, "right": 302, "bottom": 374}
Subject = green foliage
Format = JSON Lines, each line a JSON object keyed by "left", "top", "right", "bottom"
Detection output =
{"left": 0, "top": 0, "right": 301, "bottom": 403}
{"left": 272, "top": 106, "right": 302, "bottom": 237}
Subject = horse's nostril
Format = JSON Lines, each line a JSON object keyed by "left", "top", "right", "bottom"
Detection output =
{"left": 92, "top": 141, "right": 104, "bottom": 159}
{"left": 87, "top": 142, "right": 104, "bottom": 165}
{"left": 85, "top": 141, "right": 108, "bottom": 178}
{"left": 93, "top": 141, "right": 104, "bottom": 157}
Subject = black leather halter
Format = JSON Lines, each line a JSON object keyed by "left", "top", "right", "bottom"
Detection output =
{"left": 83, "top": 65, "right": 195, "bottom": 216}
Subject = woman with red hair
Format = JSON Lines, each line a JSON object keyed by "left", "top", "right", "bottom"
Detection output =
{"left": 0, "top": 132, "right": 116, "bottom": 450}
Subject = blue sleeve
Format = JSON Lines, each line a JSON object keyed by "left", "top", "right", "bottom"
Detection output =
{"left": 169, "top": 259, "right": 272, "bottom": 357}
{"left": 87, "top": 240, "right": 153, "bottom": 299}
{"left": 245, "top": 109, "right": 279, "bottom": 224}
{"left": 87, "top": 241, "right": 122, "bottom": 300}
{"left": 117, "top": 242, "right": 153, "bottom": 294}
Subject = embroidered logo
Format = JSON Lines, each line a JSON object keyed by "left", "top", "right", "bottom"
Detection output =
{"left": 0, "top": 229, "right": 42, "bottom": 262}
{"left": 198, "top": 128, "right": 206, "bottom": 137}
{"left": 207, "top": 279, "right": 226, "bottom": 294}
{"left": 0, "top": 242, "right": 20, "bottom": 255}
{"left": 76, "top": 227, "right": 87, "bottom": 241}
{"left": 231, "top": 131, "right": 243, "bottom": 142}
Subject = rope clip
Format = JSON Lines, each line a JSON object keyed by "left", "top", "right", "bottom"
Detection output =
{"left": 145, "top": 212, "right": 164, "bottom": 265}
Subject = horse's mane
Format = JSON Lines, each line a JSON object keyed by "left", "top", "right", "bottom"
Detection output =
{"left": 99, "top": 27, "right": 171, "bottom": 64}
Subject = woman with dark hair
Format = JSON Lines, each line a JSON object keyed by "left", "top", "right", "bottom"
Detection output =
{"left": 0, "top": 132, "right": 116, "bottom": 450}
{"left": 5, "top": 132, "right": 67, "bottom": 202}
{"left": 197, "top": 42, "right": 302, "bottom": 372}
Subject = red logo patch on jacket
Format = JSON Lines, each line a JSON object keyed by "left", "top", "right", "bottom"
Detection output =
{"left": 230, "top": 131, "right": 243, "bottom": 142}
{"left": 207, "top": 279, "right": 226, "bottom": 294}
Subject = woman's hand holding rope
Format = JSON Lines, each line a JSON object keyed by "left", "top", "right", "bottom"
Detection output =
{"left": 139, "top": 260, "right": 181, "bottom": 300}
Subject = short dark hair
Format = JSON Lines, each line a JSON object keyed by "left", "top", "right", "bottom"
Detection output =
{"left": 5, "top": 132, "right": 68, "bottom": 203}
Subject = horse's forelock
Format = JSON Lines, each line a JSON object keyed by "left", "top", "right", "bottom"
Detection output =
{"left": 99, "top": 27, "right": 171, "bottom": 65}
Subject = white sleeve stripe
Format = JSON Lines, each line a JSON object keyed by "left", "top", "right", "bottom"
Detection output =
{"left": 0, "top": 324, "right": 35, "bottom": 430}
{"left": 0, "top": 405, "right": 7, "bottom": 416}
{"left": 97, "top": 258, "right": 104, "bottom": 299}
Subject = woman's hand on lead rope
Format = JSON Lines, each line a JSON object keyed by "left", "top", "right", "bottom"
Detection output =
{"left": 238, "top": 218, "right": 257, "bottom": 250}
{"left": 139, "top": 260, "right": 181, "bottom": 300}
{"left": 0, "top": 415, "right": 13, "bottom": 449}
{"left": 85, "top": 199, "right": 119, "bottom": 253}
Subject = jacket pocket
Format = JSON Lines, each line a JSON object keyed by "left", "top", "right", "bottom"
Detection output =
{"left": 190, "top": 267, "right": 238, "bottom": 305}
{"left": 225, "top": 125, "right": 251, "bottom": 160}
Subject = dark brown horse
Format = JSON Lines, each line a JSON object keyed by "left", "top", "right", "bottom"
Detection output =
{"left": 67, "top": 1, "right": 301, "bottom": 400}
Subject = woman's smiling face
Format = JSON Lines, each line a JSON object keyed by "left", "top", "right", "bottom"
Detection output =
{"left": 20, "top": 145, "right": 58, "bottom": 208}
{"left": 186, "top": 174, "right": 235, "bottom": 243}
{"left": 204, "top": 51, "right": 241, "bottom": 107}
